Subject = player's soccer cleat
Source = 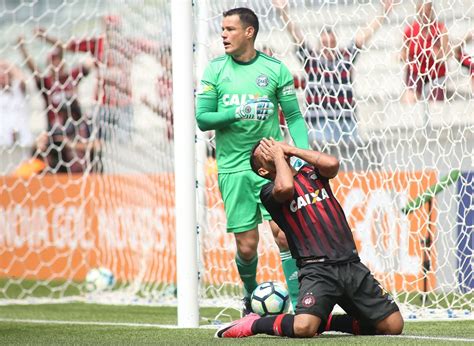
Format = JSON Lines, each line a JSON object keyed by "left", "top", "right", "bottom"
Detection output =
{"left": 241, "top": 295, "right": 253, "bottom": 317}
{"left": 215, "top": 313, "right": 261, "bottom": 338}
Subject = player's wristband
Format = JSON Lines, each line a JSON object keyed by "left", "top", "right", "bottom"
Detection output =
{"left": 290, "top": 157, "right": 306, "bottom": 171}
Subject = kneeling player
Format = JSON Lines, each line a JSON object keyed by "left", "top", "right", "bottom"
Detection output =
{"left": 216, "top": 138, "right": 404, "bottom": 338}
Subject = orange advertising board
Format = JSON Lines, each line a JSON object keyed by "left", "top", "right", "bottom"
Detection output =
{"left": 0, "top": 174, "right": 176, "bottom": 284}
{"left": 333, "top": 171, "right": 438, "bottom": 292}
{"left": 0, "top": 170, "right": 437, "bottom": 292}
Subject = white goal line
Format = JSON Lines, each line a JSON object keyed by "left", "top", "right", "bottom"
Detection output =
{"left": 1, "top": 318, "right": 473, "bottom": 342}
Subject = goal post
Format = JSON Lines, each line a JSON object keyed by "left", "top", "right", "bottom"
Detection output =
{"left": 172, "top": 0, "right": 199, "bottom": 328}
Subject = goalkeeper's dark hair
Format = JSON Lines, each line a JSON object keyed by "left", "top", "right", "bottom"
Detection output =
{"left": 249, "top": 141, "right": 261, "bottom": 176}
{"left": 223, "top": 7, "right": 259, "bottom": 40}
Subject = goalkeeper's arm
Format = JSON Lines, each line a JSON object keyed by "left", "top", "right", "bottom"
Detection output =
{"left": 279, "top": 97, "right": 309, "bottom": 150}
{"left": 196, "top": 96, "right": 274, "bottom": 131}
{"left": 195, "top": 96, "right": 236, "bottom": 131}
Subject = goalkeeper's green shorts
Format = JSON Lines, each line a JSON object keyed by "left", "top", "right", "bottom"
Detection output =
{"left": 218, "top": 170, "right": 271, "bottom": 233}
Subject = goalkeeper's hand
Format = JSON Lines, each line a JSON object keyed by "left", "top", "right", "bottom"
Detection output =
{"left": 235, "top": 97, "right": 274, "bottom": 121}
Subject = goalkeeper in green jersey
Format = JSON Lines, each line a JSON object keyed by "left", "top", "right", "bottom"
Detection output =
{"left": 196, "top": 7, "right": 309, "bottom": 314}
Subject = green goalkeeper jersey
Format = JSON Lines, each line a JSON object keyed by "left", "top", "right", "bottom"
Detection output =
{"left": 196, "top": 51, "right": 308, "bottom": 173}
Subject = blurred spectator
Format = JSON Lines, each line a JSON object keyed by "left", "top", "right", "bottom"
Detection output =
{"left": 454, "top": 30, "right": 474, "bottom": 92}
{"left": 141, "top": 45, "right": 173, "bottom": 141}
{"left": 17, "top": 36, "right": 98, "bottom": 174}
{"left": 35, "top": 14, "right": 158, "bottom": 142}
{"left": 17, "top": 36, "right": 90, "bottom": 131}
{"left": 273, "top": 0, "right": 393, "bottom": 147}
{"left": 0, "top": 60, "right": 32, "bottom": 148}
{"left": 400, "top": 0, "right": 449, "bottom": 103}
{"left": 35, "top": 105, "right": 100, "bottom": 174}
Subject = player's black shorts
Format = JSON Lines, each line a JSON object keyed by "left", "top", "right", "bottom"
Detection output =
{"left": 296, "top": 260, "right": 399, "bottom": 325}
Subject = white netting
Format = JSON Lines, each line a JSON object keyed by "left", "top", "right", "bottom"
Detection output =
{"left": 194, "top": 0, "right": 473, "bottom": 320}
{"left": 0, "top": 0, "right": 472, "bottom": 322}
{"left": 0, "top": 0, "right": 176, "bottom": 304}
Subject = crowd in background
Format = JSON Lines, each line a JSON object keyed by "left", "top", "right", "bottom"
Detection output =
{"left": 274, "top": 0, "right": 473, "bottom": 148}
{"left": 0, "top": 1, "right": 473, "bottom": 176}
{"left": 1, "top": 14, "right": 172, "bottom": 176}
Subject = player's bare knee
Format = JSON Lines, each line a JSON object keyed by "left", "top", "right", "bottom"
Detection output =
{"left": 235, "top": 233, "right": 258, "bottom": 260}
{"left": 293, "top": 316, "right": 319, "bottom": 338}
{"left": 237, "top": 245, "right": 257, "bottom": 261}
{"left": 236, "top": 240, "right": 258, "bottom": 260}
{"left": 376, "top": 312, "right": 404, "bottom": 335}
{"left": 293, "top": 323, "right": 318, "bottom": 338}
{"left": 387, "top": 313, "right": 404, "bottom": 335}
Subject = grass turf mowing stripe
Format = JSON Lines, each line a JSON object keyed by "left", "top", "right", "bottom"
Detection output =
{"left": 2, "top": 318, "right": 474, "bottom": 342}
{"left": 383, "top": 335, "right": 474, "bottom": 343}
{"left": 0, "top": 318, "right": 175, "bottom": 329}
{"left": 0, "top": 318, "right": 220, "bottom": 330}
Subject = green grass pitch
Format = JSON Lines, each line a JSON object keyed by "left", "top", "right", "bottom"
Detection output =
{"left": 0, "top": 303, "right": 473, "bottom": 344}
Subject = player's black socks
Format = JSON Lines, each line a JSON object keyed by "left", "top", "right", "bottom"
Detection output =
{"left": 251, "top": 314, "right": 295, "bottom": 337}
{"left": 322, "top": 314, "right": 376, "bottom": 335}
{"left": 352, "top": 318, "right": 376, "bottom": 335}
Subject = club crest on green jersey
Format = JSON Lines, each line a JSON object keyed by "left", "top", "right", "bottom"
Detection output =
{"left": 256, "top": 74, "right": 269, "bottom": 87}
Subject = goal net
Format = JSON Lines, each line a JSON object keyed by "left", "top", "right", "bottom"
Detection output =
{"left": 0, "top": 0, "right": 473, "bottom": 321}
{"left": 0, "top": 0, "right": 176, "bottom": 304}
{"left": 195, "top": 0, "right": 473, "bottom": 321}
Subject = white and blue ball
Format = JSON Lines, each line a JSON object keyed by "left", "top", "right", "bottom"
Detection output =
{"left": 251, "top": 281, "right": 290, "bottom": 316}
{"left": 85, "top": 267, "right": 115, "bottom": 292}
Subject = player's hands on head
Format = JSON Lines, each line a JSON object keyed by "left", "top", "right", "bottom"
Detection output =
{"left": 235, "top": 97, "right": 274, "bottom": 121}
{"left": 259, "top": 137, "right": 285, "bottom": 162}
{"left": 276, "top": 141, "right": 295, "bottom": 155}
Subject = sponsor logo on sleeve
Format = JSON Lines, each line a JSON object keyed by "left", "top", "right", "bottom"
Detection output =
{"left": 196, "top": 83, "right": 214, "bottom": 95}
{"left": 282, "top": 85, "right": 295, "bottom": 96}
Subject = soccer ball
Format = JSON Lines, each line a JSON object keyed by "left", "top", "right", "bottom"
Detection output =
{"left": 85, "top": 267, "right": 115, "bottom": 292}
{"left": 251, "top": 281, "right": 290, "bottom": 316}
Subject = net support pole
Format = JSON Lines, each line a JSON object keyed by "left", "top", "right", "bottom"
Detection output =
{"left": 172, "top": 0, "right": 199, "bottom": 328}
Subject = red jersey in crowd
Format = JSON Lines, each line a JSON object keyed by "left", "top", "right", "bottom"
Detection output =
{"left": 457, "top": 49, "right": 474, "bottom": 75}
{"left": 67, "top": 34, "right": 152, "bottom": 108}
{"left": 404, "top": 20, "right": 447, "bottom": 78}
{"left": 36, "top": 66, "right": 87, "bottom": 128}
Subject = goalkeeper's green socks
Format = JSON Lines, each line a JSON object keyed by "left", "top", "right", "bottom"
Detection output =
{"left": 235, "top": 253, "right": 258, "bottom": 297}
{"left": 235, "top": 251, "right": 298, "bottom": 307}
{"left": 280, "top": 251, "right": 299, "bottom": 310}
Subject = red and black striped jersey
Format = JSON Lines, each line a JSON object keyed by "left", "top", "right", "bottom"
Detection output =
{"left": 295, "top": 42, "right": 359, "bottom": 112}
{"left": 260, "top": 165, "right": 359, "bottom": 264}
